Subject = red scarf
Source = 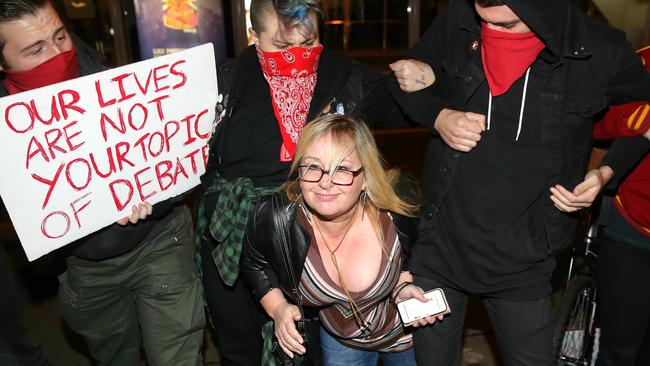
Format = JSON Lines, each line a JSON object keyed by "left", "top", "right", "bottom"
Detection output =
{"left": 481, "top": 24, "right": 544, "bottom": 96}
{"left": 3, "top": 48, "right": 79, "bottom": 95}
{"left": 257, "top": 45, "right": 323, "bottom": 161}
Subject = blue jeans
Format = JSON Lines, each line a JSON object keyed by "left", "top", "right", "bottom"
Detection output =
{"left": 319, "top": 327, "right": 416, "bottom": 366}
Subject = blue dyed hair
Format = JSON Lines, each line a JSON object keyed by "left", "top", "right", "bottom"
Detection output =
{"left": 250, "top": 0, "right": 321, "bottom": 35}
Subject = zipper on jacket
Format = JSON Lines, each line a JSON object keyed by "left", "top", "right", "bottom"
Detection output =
{"left": 273, "top": 198, "right": 304, "bottom": 309}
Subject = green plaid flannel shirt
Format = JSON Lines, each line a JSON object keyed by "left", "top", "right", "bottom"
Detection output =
{"left": 262, "top": 320, "right": 277, "bottom": 366}
{"left": 196, "top": 173, "right": 278, "bottom": 286}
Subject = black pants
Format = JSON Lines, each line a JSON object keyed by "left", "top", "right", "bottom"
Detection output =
{"left": 597, "top": 234, "right": 650, "bottom": 366}
{"left": 0, "top": 243, "right": 52, "bottom": 366}
{"left": 413, "top": 275, "right": 553, "bottom": 366}
{"left": 201, "top": 238, "right": 267, "bottom": 366}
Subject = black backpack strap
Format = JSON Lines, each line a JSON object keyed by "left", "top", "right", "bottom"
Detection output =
{"left": 204, "top": 57, "right": 241, "bottom": 176}
{"left": 217, "top": 58, "right": 238, "bottom": 108}
{"left": 346, "top": 61, "right": 365, "bottom": 108}
{"left": 337, "top": 61, "right": 365, "bottom": 116}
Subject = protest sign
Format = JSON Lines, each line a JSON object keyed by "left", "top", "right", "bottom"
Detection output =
{"left": 0, "top": 43, "right": 218, "bottom": 261}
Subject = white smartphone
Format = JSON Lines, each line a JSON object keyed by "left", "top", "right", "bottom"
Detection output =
{"left": 397, "top": 288, "right": 450, "bottom": 326}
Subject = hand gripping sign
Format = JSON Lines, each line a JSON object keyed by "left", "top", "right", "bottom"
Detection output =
{"left": 0, "top": 43, "right": 218, "bottom": 261}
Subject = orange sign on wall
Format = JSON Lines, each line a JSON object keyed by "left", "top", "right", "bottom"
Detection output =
{"left": 162, "top": 0, "right": 198, "bottom": 31}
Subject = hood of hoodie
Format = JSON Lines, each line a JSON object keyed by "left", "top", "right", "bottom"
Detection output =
{"left": 463, "top": 0, "right": 569, "bottom": 59}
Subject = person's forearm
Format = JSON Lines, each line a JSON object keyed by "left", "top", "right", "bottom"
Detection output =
{"left": 597, "top": 165, "right": 614, "bottom": 187}
{"left": 602, "top": 135, "right": 650, "bottom": 188}
{"left": 397, "top": 271, "right": 414, "bottom": 285}
{"left": 260, "top": 288, "right": 288, "bottom": 320}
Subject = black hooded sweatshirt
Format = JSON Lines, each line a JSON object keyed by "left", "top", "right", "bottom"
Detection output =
{"left": 391, "top": 0, "right": 650, "bottom": 300}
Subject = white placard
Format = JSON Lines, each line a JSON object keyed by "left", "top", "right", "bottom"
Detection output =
{"left": 0, "top": 43, "right": 218, "bottom": 261}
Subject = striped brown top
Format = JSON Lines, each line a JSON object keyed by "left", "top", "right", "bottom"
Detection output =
{"left": 297, "top": 207, "right": 412, "bottom": 352}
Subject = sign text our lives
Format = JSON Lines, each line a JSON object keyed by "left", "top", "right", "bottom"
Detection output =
{"left": 2, "top": 58, "right": 210, "bottom": 240}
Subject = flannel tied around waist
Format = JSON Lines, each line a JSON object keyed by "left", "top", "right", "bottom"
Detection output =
{"left": 196, "top": 173, "right": 278, "bottom": 286}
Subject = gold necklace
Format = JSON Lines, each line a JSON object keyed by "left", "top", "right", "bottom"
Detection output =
{"left": 312, "top": 203, "right": 370, "bottom": 333}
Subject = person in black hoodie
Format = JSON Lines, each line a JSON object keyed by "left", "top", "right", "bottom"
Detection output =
{"left": 389, "top": 0, "right": 650, "bottom": 365}
{"left": 0, "top": 1, "right": 205, "bottom": 365}
{"left": 196, "top": 0, "right": 410, "bottom": 364}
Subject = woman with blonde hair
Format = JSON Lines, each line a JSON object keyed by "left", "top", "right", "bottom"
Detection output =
{"left": 197, "top": 0, "right": 409, "bottom": 362}
{"left": 242, "top": 114, "right": 441, "bottom": 365}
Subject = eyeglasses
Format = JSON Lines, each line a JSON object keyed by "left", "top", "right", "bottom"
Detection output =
{"left": 298, "top": 165, "right": 364, "bottom": 186}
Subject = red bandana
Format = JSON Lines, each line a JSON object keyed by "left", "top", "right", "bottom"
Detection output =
{"left": 257, "top": 45, "right": 323, "bottom": 162}
{"left": 3, "top": 48, "right": 79, "bottom": 95}
{"left": 481, "top": 24, "right": 544, "bottom": 96}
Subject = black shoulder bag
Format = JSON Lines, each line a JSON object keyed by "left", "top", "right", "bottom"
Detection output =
{"left": 271, "top": 195, "right": 321, "bottom": 366}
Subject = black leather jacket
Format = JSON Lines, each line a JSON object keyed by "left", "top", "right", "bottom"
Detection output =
{"left": 240, "top": 194, "right": 418, "bottom": 306}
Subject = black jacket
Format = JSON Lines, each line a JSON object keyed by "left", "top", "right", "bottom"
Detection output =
{"left": 390, "top": 0, "right": 650, "bottom": 252}
{"left": 240, "top": 194, "right": 417, "bottom": 305}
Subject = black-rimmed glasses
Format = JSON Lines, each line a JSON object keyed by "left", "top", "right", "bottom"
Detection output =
{"left": 298, "top": 165, "right": 364, "bottom": 185}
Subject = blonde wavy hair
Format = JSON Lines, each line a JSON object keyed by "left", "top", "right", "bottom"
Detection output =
{"left": 283, "top": 114, "right": 419, "bottom": 219}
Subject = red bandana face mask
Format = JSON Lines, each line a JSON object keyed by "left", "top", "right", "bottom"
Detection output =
{"left": 481, "top": 23, "right": 544, "bottom": 96}
{"left": 3, "top": 47, "right": 79, "bottom": 95}
{"left": 257, "top": 45, "right": 323, "bottom": 162}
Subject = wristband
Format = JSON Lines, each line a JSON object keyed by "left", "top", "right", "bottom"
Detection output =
{"left": 391, "top": 281, "right": 413, "bottom": 303}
